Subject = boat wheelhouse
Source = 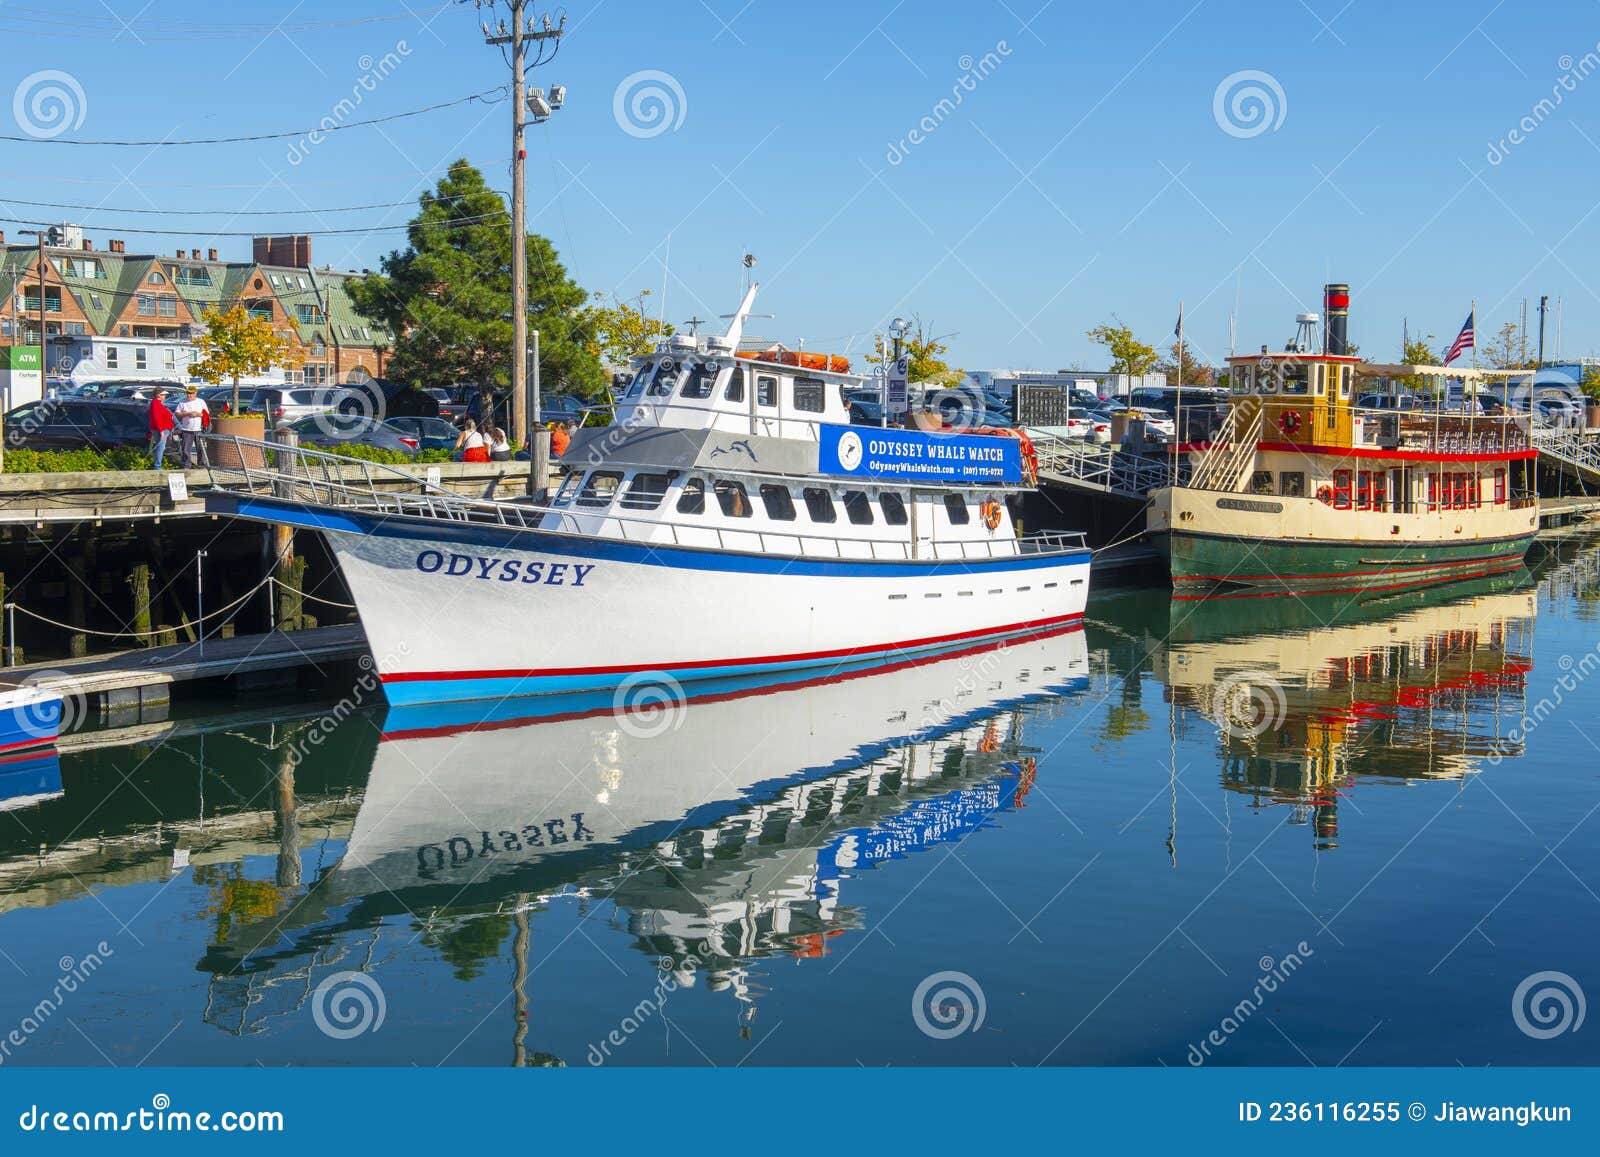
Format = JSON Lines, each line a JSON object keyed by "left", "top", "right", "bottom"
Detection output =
{"left": 1148, "top": 286, "right": 1538, "bottom": 598}
{"left": 204, "top": 285, "right": 1091, "bottom": 705}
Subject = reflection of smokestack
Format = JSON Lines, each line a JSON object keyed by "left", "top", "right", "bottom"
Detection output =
{"left": 1324, "top": 283, "right": 1349, "bottom": 355}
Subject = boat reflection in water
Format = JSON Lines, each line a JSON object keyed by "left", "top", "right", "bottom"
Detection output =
{"left": 1156, "top": 571, "right": 1536, "bottom": 848}
{"left": 198, "top": 627, "right": 1089, "bottom": 1039}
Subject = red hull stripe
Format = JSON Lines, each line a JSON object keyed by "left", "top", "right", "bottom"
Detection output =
{"left": 0, "top": 735, "right": 54, "bottom": 754}
{"left": 1253, "top": 440, "right": 1536, "bottom": 463}
{"left": 1172, "top": 559, "right": 1524, "bottom": 601}
{"left": 381, "top": 612, "right": 1086, "bottom": 684}
{"left": 381, "top": 623, "right": 1086, "bottom": 740}
{"left": 1174, "top": 551, "right": 1522, "bottom": 584}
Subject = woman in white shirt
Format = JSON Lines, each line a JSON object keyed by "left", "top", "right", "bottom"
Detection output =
{"left": 454, "top": 419, "right": 489, "bottom": 463}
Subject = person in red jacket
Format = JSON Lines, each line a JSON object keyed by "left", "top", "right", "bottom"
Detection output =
{"left": 148, "top": 391, "right": 177, "bottom": 469}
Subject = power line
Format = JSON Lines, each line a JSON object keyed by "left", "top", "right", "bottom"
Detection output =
{"left": 0, "top": 211, "right": 510, "bottom": 239}
{"left": 0, "top": 194, "right": 496, "bottom": 217}
{"left": 0, "top": 86, "right": 509, "bottom": 146}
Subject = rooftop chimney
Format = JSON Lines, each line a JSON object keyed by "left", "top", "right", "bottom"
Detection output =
{"left": 81, "top": 239, "right": 93, "bottom": 250}
{"left": 207, "top": 248, "right": 218, "bottom": 261}
{"left": 191, "top": 248, "right": 200, "bottom": 260}
{"left": 109, "top": 239, "right": 124, "bottom": 253}
{"left": 176, "top": 248, "right": 184, "bottom": 258}
{"left": 0, "top": 230, "right": 6, "bottom": 246}
{"left": 253, "top": 234, "right": 312, "bottom": 268}
{"left": 1324, "top": 283, "right": 1350, "bottom": 356}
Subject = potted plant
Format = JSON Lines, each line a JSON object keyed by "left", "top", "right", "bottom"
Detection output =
{"left": 1582, "top": 367, "right": 1600, "bottom": 431}
{"left": 190, "top": 306, "right": 302, "bottom": 467}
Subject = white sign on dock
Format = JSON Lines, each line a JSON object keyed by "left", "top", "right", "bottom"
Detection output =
{"left": 425, "top": 466, "right": 442, "bottom": 488}
{"left": 167, "top": 473, "right": 189, "bottom": 502}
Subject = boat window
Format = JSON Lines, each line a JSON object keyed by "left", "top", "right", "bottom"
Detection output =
{"left": 1250, "top": 471, "right": 1274, "bottom": 495}
{"left": 1282, "top": 364, "right": 1310, "bottom": 395}
{"left": 1332, "top": 469, "right": 1353, "bottom": 510}
{"left": 1259, "top": 368, "right": 1278, "bottom": 394}
{"left": 575, "top": 471, "right": 624, "bottom": 508}
{"left": 1314, "top": 366, "right": 1326, "bottom": 396}
{"left": 880, "top": 492, "right": 908, "bottom": 525}
{"left": 551, "top": 470, "right": 583, "bottom": 506}
{"left": 681, "top": 361, "right": 719, "bottom": 400}
{"left": 1339, "top": 367, "right": 1351, "bottom": 397}
{"left": 676, "top": 477, "right": 706, "bottom": 515}
{"left": 724, "top": 367, "right": 745, "bottom": 403}
{"left": 714, "top": 479, "right": 752, "bottom": 518}
{"left": 793, "top": 377, "right": 826, "bottom": 413}
{"left": 803, "top": 487, "right": 836, "bottom": 523}
{"left": 757, "top": 375, "right": 777, "bottom": 407}
{"left": 647, "top": 360, "right": 679, "bottom": 397}
{"left": 619, "top": 472, "right": 671, "bottom": 510}
{"left": 759, "top": 484, "right": 796, "bottom": 521}
{"left": 1279, "top": 471, "right": 1306, "bottom": 498}
{"left": 943, "top": 493, "right": 970, "bottom": 525}
{"left": 842, "top": 490, "right": 874, "bottom": 525}
{"left": 624, "top": 364, "right": 651, "bottom": 399}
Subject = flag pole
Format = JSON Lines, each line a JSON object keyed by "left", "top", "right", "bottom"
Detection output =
{"left": 1174, "top": 301, "right": 1184, "bottom": 468}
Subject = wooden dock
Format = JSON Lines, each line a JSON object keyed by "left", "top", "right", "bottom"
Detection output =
{"left": 1, "top": 623, "right": 367, "bottom": 709}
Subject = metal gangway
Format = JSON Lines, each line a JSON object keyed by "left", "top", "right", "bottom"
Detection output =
{"left": 1028, "top": 430, "right": 1178, "bottom": 500}
{"left": 1533, "top": 426, "right": 1600, "bottom": 487}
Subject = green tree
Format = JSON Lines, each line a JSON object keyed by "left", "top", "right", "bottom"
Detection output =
{"left": 1581, "top": 365, "right": 1600, "bottom": 403}
{"left": 190, "top": 306, "right": 300, "bottom": 413}
{"left": 1158, "top": 339, "right": 1212, "bottom": 386}
{"left": 865, "top": 316, "right": 963, "bottom": 386}
{"left": 1483, "top": 320, "right": 1531, "bottom": 370}
{"left": 585, "top": 290, "right": 673, "bottom": 369}
{"left": 1087, "top": 317, "right": 1160, "bottom": 376}
{"left": 1398, "top": 334, "right": 1441, "bottom": 396}
{"left": 347, "top": 160, "right": 603, "bottom": 400}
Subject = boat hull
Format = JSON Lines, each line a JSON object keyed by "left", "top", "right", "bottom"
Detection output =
{"left": 1155, "top": 526, "right": 1533, "bottom": 599}
{"left": 0, "top": 685, "right": 62, "bottom": 753}
{"left": 210, "top": 494, "right": 1092, "bottom": 705}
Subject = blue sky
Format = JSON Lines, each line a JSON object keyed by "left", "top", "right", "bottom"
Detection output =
{"left": 4, "top": 0, "right": 1599, "bottom": 371}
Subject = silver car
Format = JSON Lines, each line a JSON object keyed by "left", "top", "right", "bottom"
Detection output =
{"left": 245, "top": 386, "right": 359, "bottom": 424}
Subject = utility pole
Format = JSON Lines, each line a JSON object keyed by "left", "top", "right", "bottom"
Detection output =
{"left": 478, "top": 1, "right": 565, "bottom": 452}
{"left": 1537, "top": 295, "right": 1548, "bottom": 370}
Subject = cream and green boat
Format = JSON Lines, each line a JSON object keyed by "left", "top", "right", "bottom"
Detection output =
{"left": 1148, "top": 288, "right": 1539, "bottom": 600}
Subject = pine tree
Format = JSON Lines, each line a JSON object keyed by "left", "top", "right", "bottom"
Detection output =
{"left": 348, "top": 160, "right": 603, "bottom": 399}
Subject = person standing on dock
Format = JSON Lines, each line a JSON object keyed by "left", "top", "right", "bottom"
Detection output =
{"left": 550, "top": 420, "right": 571, "bottom": 458}
{"left": 174, "top": 385, "right": 210, "bottom": 468}
{"left": 148, "top": 390, "right": 176, "bottom": 469}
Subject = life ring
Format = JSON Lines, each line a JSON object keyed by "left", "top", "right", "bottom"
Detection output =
{"left": 1316, "top": 485, "right": 1334, "bottom": 505}
{"left": 1279, "top": 408, "right": 1304, "bottom": 437}
{"left": 980, "top": 499, "right": 1003, "bottom": 531}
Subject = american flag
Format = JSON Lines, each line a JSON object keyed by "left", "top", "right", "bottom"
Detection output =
{"left": 1444, "top": 310, "right": 1475, "bottom": 364}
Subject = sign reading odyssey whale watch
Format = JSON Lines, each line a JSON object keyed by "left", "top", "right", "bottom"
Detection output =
{"left": 818, "top": 424, "right": 1022, "bottom": 484}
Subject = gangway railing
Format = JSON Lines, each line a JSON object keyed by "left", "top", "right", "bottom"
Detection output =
{"left": 1533, "top": 426, "right": 1600, "bottom": 482}
{"left": 1028, "top": 431, "right": 1177, "bottom": 499}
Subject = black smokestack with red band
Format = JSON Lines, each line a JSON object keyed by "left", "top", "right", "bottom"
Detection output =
{"left": 1324, "top": 283, "right": 1350, "bottom": 356}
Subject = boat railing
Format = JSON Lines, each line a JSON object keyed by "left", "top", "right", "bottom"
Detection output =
{"left": 1018, "top": 530, "right": 1089, "bottom": 554}
{"left": 1351, "top": 408, "right": 1532, "bottom": 456}
{"left": 199, "top": 434, "right": 1087, "bottom": 562}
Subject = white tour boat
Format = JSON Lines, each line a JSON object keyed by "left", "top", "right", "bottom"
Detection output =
{"left": 205, "top": 286, "right": 1092, "bottom": 706}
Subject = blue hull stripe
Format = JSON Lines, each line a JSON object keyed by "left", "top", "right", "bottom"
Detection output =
{"left": 380, "top": 620, "right": 1079, "bottom": 706}
{"left": 205, "top": 492, "right": 1091, "bottom": 579}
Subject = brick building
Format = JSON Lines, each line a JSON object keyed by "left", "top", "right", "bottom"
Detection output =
{"left": 0, "top": 230, "right": 391, "bottom": 385}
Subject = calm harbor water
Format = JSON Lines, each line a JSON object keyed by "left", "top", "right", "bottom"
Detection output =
{"left": 3, "top": 532, "right": 1599, "bottom": 1067}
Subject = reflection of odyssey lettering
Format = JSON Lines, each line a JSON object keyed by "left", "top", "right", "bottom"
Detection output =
{"left": 416, "top": 813, "right": 595, "bottom": 878}
{"left": 415, "top": 551, "right": 596, "bottom": 586}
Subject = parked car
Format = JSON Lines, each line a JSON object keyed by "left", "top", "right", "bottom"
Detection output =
{"left": 245, "top": 386, "right": 359, "bottom": 424}
{"left": 196, "top": 384, "right": 261, "bottom": 415}
{"left": 1356, "top": 392, "right": 1427, "bottom": 412}
{"left": 423, "top": 388, "right": 465, "bottom": 423}
{"left": 287, "top": 414, "right": 419, "bottom": 455}
{"left": 3, "top": 398, "right": 150, "bottom": 451}
{"left": 384, "top": 415, "right": 460, "bottom": 451}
